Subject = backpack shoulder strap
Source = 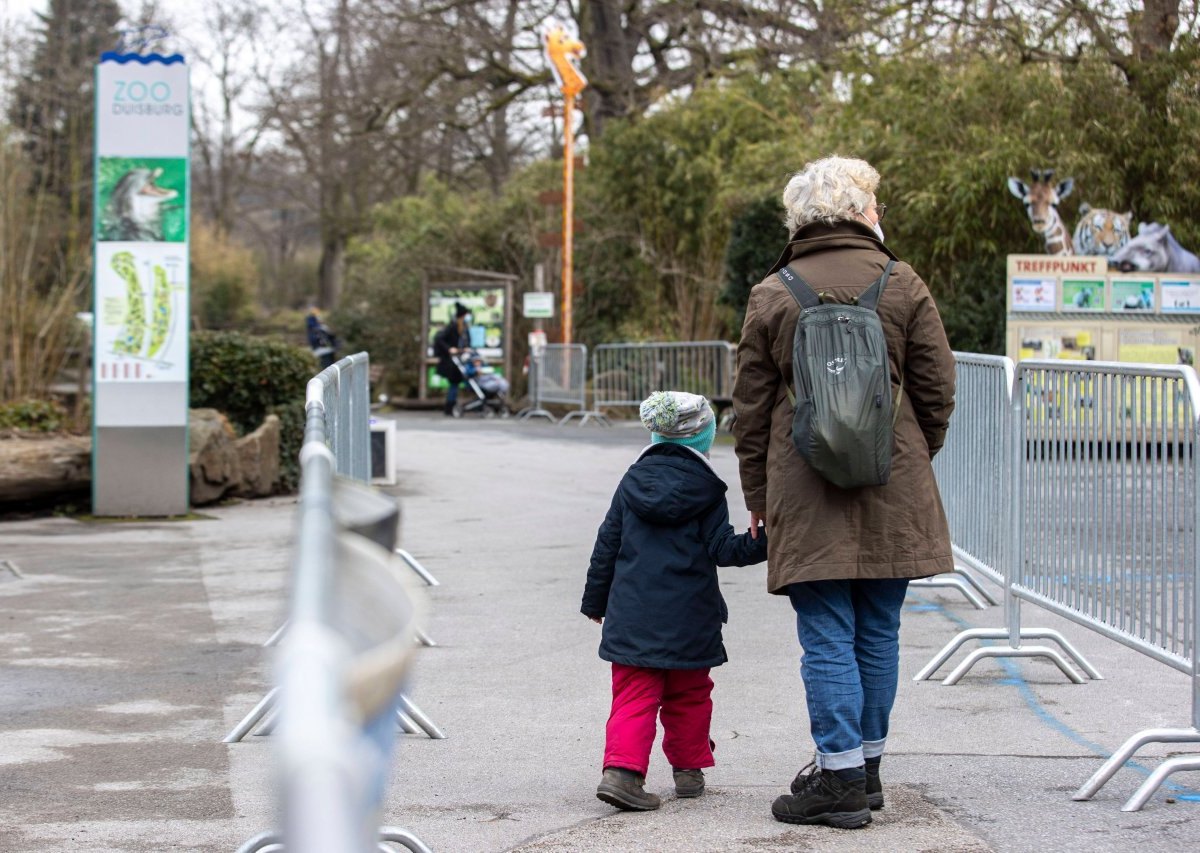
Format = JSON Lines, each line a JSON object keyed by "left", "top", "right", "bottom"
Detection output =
{"left": 775, "top": 265, "right": 822, "bottom": 310}
{"left": 856, "top": 260, "right": 897, "bottom": 312}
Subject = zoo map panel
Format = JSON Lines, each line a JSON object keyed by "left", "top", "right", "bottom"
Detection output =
{"left": 95, "top": 242, "right": 187, "bottom": 382}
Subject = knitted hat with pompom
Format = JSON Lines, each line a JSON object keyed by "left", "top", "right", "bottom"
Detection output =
{"left": 639, "top": 391, "right": 717, "bottom": 455}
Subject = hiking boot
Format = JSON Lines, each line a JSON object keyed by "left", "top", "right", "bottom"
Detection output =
{"left": 865, "top": 760, "right": 883, "bottom": 810}
{"left": 673, "top": 768, "right": 705, "bottom": 798}
{"left": 596, "top": 767, "right": 661, "bottom": 811}
{"left": 773, "top": 763, "right": 871, "bottom": 828}
{"left": 790, "top": 760, "right": 883, "bottom": 810}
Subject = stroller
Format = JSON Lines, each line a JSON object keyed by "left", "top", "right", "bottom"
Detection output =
{"left": 450, "top": 350, "right": 511, "bottom": 418}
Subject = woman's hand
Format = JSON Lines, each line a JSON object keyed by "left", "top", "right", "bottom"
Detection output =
{"left": 749, "top": 511, "right": 766, "bottom": 538}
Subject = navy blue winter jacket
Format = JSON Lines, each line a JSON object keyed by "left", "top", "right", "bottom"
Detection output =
{"left": 580, "top": 443, "right": 768, "bottom": 669}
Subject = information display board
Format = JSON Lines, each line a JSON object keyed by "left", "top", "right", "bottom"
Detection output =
{"left": 1005, "top": 255, "right": 1200, "bottom": 367}
{"left": 420, "top": 280, "right": 514, "bottom": 397}
{"left": 92, "top": 52, "right": 190, "bottom": 516}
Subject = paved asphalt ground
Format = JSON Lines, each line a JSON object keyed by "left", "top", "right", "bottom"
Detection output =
{"left": 1, "top": 411, "right": 1198, "bottom": 852}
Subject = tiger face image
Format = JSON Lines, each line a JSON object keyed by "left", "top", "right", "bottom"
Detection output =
{"left": 1072, "top": 207, "right": 1132, "bottom": 258}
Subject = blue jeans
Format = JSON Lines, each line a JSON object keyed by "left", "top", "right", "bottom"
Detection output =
{"left": 787, "top": 579, "right": 909, "bottom": 770}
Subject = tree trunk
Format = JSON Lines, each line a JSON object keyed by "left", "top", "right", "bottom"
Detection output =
{"left": 579, "top": 0, "right": 639, "bottom": 138}
{"left": 317, "top": 234, "right": 346, "bottom": 309}
{"left": 0, "top": 435, "right": 91, "bottom": 504}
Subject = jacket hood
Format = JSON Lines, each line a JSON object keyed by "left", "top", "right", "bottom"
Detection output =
{"left": 767, "top": 220, "right": 898, "bottom": 277}
{"left": 620, "top": 444, "right": 727, "bottom": 525}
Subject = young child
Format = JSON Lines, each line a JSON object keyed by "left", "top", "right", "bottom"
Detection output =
{"left": 581, "top": 390, "right": 768, "bottom": 811}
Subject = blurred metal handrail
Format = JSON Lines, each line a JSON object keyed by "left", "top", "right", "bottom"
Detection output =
{"left": 235, "top": 353, "right": 435, "bottom": 853}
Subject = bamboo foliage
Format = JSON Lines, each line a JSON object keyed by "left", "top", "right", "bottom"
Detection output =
{"left": 0, "top": 129, "right": 89, "bottom": 412}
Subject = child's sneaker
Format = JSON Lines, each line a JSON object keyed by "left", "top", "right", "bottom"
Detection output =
{"left": 673, "top": 768, "right": 705, "bottom": 798}
{"left": 596, "top": 767, "right": 661, "bottom": 811}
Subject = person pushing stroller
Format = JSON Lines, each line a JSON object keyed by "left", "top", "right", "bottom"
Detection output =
{"left": 581, "top": 391, "right": 768, "bottom": 811}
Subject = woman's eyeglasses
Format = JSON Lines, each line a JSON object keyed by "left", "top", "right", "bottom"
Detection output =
{"left": 875, "top": 203, "right": 887, "bottom": 221}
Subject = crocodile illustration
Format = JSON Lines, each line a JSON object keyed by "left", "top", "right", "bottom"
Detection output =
{"left": 100, "top": 167, "right": 179, "bottom": 242}
{"left": 147, "top": 263, "right": 172, "bottom": 358}
{"left": 110, "top": 251, "right": 145, "bottom": 355}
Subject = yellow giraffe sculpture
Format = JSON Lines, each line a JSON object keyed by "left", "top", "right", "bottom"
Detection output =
{"left": 543, "top": 25, "right": 587, "bottom": 98}
{"left": 543, "top": 23, "right": 587, "bottom": 345}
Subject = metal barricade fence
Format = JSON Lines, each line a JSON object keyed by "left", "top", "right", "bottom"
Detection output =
{"left": 318, "top": 353, "right": 371, "bottom": 482}
{"left": 592, "top": 342, "right": 737, "bottom": 411}
{"left": 523, "top": 343, "right": 609, "bottom": 426}
{"left": 912, "top": 355, "right": 1013, "bottom": 608}
{"left": 918, "top": 359, "right": 1200, "bottom": 812}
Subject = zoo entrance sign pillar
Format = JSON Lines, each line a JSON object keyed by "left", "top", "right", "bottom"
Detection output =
{"left": 92, "top": 51, "right": 190, "bottom": 516}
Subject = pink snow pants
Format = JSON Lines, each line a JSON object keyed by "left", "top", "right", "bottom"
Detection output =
{"left": 603, "top": 663, "right": 715, "bottom": 775}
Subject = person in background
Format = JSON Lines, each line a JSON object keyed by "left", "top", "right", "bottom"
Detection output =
{"left": 305, "top": 305, "right": 339, "bottom": 370}
{"left": 432, "top": 302, "right": 471, "bottom": 416}
{"left": 582, "top": 391, "right": 768, "bottom": 812}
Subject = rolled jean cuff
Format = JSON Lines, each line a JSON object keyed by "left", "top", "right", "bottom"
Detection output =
{"left": 862, "top": 738, "right": 886, "bottom": 760}
{"left": 815, "top": 746, "right": 864, "bottom": 771}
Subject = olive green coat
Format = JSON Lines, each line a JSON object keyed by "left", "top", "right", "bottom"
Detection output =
{"left": 732, "top": 221, "right": 956, "bottom": 593}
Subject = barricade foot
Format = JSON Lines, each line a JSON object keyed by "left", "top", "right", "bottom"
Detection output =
{"left": 1121, "top": 753, "right": 1200, "bottom": 811}
{"left": 264, "top": 621, "right": 289, "bottom": 647}
{"left": 914, "top": 628, "right": 1008, "bottom": 681}
{"left": 559, "top": 410, "right": 611, "bottom": 427}
{"left": 909, "top": 575, "right": 988, "bottom": 610}
{"left": 396, "top": 710, "right": 421, "bottom": 735}
{"left": 224, "top": 687, "right": 279, "bottom": 743}
{"left": 395, "top": 549, "right": 440, "bottom": 586}
{"left": 379, "top": 827, "right": 435, "bottom": 853}
{"left": 951, "top": 565, "right": 999, "bottom": 605}
{"left": 1073, "top": 727, "right": 1200, "bottom": 802}
{"left": 235, "top": 831, "right": 283, "bottom": 853}
{"left": 518, "top": 408, "right": 556, "bottom": 422}
{"left": 415, "top": 628, "right": 437, "bottom": 648}
{"left": 943, "top": 645, "right": 1084, "bottom": 686}
{"left": 399, "top": 694, "right": 446, "bottom": 739}
{"left": 257, "top": 707, "right": 280, "bottom": 737}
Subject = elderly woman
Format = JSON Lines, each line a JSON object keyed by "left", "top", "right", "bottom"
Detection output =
{"left": 732, "top": 156, "right": 955, "bottom": 829}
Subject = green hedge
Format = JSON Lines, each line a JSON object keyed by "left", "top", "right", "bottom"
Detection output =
{"left": 0, "top": 399, "right": 67, "bottom": 432}
{"left": 190, "top": 331, "right": 313, "bottom": 492}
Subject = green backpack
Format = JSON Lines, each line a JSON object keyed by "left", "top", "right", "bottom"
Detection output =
{"left": 775, "top": 260, "right": 901, "bottom": 489}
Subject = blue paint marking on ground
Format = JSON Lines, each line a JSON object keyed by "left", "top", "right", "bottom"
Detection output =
{"left": 906, "top": 593, "right": 1200, "bottom": 799}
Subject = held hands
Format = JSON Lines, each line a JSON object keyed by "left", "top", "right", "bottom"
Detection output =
{"left": 588, "top": 615, "right": 603, "bottom": 624}
{"left": 749, "top": 511, "right": 767, "bottom": 539}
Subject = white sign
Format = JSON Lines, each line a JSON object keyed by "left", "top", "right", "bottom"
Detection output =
{"left": 523, "top": 292, "right": 555, "bottom": 318}
{"left": 1011, "top": 277, "right": 1057, "bottom": 312}
{"left": 96, "top": 58, "right": 189, "bottom": 157}
{"left": 528, "top": 330, "right": 548, "bottom": 354}
{"left": 1160, "top": 278, "right": 1200, "bottom": 314}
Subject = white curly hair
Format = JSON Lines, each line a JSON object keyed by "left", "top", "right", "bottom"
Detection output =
{"left": 782, "top": 156, "right": 880, "bottom": 234}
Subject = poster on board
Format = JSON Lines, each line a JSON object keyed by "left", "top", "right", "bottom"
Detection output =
{"left": 1011, "top": 277, "right": 1057, "bottom": 311}
{"left": 1060, "top": 278, "right": 1106, "bottom": 312}
{"left": 1017, "top": 326, "right": 1098, "bottom": 361}
{"left": 1110, "top": 276, "right": 1156, "bottom": 312}
{"left": 1159, "top": 277, "right": 1200, "bottom": 314}
{"left": 425, "top": 286, "right": 509, "bottom": 391}
{"left": 1117, "top": 327, "right": 1196, "bottom": 366}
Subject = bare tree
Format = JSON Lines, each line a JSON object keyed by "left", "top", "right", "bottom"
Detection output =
{"left": 189, "top": 0, "right": 273, "bottom": 236}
